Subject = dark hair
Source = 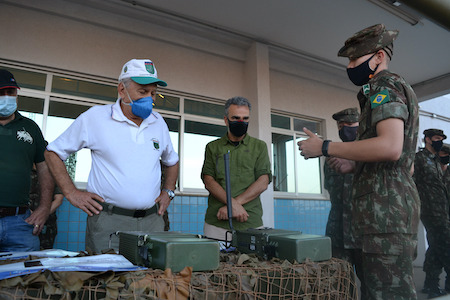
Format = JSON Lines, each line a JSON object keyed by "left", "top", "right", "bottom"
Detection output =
{"left": 224, "top": 96, "right": 251, "bottom": 117}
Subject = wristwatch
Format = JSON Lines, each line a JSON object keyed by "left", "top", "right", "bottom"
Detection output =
{"left": 162, "top": 188, "right": 175, "bottom": 200}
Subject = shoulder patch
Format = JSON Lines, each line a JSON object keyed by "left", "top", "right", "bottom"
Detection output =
{"left": 370, "top": 89, "right": 390, "bottom": 108}
{"left": 362, "top": 84, "right": 370, "bottom": 95}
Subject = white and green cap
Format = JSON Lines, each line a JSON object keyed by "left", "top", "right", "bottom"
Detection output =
{"left": 118, "top": 59, "right": 167, "bottom": 86}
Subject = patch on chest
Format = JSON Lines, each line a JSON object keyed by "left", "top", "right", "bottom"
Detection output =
{"left": 17, "top": 128, "right": 33, "bottom": 144}
{"left": 370, "top": 89, "right": 390, "bottom": 108}
{"left": 152, "top": 138, "right": 160, "bottom": 150}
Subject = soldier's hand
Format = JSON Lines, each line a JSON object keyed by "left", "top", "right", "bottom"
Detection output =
{"left": 155, "top": 191, "right": 171, "bottom": 215}
{"left": 328, "top": 157, "right": 355, "bottom": 174}
{"left": 297, "top": 127, "right": 323, "bottom": 159}
{"left": 66, "top": 190, "right": 104, "bottom": 216}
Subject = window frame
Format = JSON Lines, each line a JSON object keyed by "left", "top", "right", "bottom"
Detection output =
{"left": 271, "top": 111, "right": 327, "bottom": 200}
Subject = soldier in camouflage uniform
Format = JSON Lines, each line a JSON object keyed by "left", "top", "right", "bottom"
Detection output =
{"left": 324, "top": 109, "right": 364, "bottom": 276}
{"left": 324, "top": 107, "right": 365, "bottom": 296}
{"left": 30, "top": 168, "right": 64, "bottom": 249}
{"left": 439, "top": 144, "right": 450, "bottom": 293}
{"left": 414, "top": 130, "right": 450, "bottom": 298}
{"left": 298, "top": 24, "right": 420, "bottom": 299}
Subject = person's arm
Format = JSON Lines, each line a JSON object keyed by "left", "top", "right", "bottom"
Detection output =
{"left": 203, "top": 174, "right": 249, "bottom": 222}
{"left": 25, "top": 161, "right": 53, "bottom": 235}
{"left": 299, "top": 118, "right": 404, "bottom": 162}
{"left": 155, "top": 162, "right": 179, "bottom": 215}
{"left": 44, "top": 150, "right": 104, "bottom": 216}
{"left": 234, "top": 174, "right": 269, "bottom": 205}
{"left": 50, "top": 194, "right": 64, "bottom": 214}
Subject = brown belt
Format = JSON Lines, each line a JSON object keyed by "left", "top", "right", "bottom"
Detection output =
{"left": 0, "top": 207, "right": 28, "bottom": 218}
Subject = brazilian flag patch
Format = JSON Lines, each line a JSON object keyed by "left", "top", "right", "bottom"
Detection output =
{"left": 370, "top": 89, "right": 390, "bottom": 108}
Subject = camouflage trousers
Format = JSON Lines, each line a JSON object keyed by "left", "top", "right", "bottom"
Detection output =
{"left": 421, "top": 219, "right": 450, "bottom": 286}
{"left": 361, "top": 233, "right": 417, "bottom": 300}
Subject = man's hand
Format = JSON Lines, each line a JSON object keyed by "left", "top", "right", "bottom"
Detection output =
{"left": 217, "top": 200, "right": 249, "bottom": 222}
{"left": 66, "top": 189, "right": 104, "bottom": 216}
{"left": 327, "top": 157, "right": 355, "bottom": 174}
{"left": 26, "top": 206, "right": 51, "bottom": 235}
{"left": 297, "top": 127, "right": 324, "bottom": 159}
{"left": 155, "top": 191, "right": 171, "bottom": 215}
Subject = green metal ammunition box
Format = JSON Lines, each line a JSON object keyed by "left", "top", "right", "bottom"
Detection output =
{"left": 119, "top": 231, "right": 220, "bottom": 272}
{"left": 232, "top": 228, "right": 331, "bottom": 262}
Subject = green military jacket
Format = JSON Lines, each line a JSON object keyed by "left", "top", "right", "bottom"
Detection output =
{"left": 324, "top": 163, "right": 356, "bottom": 249}
{"left": 414, "top": 148, "right": 449, "bottom": 223}
{"left": 201, "top": 134, "right": 272, "bottom": 230}
{"left": 352, "top": 70, "right": 420, "bottom": 240}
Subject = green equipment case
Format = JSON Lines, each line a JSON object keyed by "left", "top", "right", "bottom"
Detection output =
{"left": 118, "top": 231, "right": 220, "bottom": 272}
{"left": 232, "top": 228, "right": 331, "bottom": 263}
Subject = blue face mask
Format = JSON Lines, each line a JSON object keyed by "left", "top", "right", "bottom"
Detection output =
{"left": 123, "top": 88, "right": 154, "bottom": 119}
{"left": 0, "top": 95, "right": 17, "bottom": 117}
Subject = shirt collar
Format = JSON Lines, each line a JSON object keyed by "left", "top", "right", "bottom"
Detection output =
{"left": 220, "top": 132, "right": 250, "bottom": 146}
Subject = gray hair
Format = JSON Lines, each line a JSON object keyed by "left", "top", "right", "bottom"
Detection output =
{"left": 120, "top": 77, "right": 133, "bottom": 88}
{"left": 224, "top": 96, "right": 251, "bottom": 117}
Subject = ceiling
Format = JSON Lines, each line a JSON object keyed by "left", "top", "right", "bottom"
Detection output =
{"left": 115, "top": 0, "right": 450, "bottom": 101}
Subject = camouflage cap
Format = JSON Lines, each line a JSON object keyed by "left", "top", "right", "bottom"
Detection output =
{"left": 338, "top": 24, "right": 399, "bottom": 60}
{"left": 332, "top": 107, "right": 360, "bottom": 123}
{"left": 423, "top": 128, "right": 447, "bottom": 139}
{"left": 441, "top": 144, "right": 450, "bottom": 154}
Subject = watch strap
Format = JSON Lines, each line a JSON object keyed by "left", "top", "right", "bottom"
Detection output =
{"left": 322, "top": 140, "right": 331, "bottom": 157}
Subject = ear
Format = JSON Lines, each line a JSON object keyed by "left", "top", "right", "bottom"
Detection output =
{"left": 118, "top": 82, "right": 125, "bottom": 98}
{"left": 224, "top": 115, "right": 229, "bottom": 126}
{"left": 374, "top": 50, "right": 385, "bottom": 64}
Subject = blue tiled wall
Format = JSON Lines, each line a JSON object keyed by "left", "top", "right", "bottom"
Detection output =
{"left": 54, "top": 196, "right": 331, "bottom": 251}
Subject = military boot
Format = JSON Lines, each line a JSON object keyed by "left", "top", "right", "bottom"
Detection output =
{"left": 427, "top": 285, "right": 447, "bottom": 299}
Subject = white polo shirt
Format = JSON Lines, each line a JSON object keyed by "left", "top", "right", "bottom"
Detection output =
{"left": 47, "top": 99, "right": 179, "bottom": 210}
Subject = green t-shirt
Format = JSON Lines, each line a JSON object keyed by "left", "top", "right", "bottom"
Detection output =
{"left": 0, "top": 112, "right": 46, "bottom": 207}
{"left": 201, "top": 134, "right": 272, "bottom": 230}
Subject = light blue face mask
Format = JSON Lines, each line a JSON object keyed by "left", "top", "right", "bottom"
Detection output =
{"left": 0, "top": 95, "right": 17, "bottom": 117}
{"left": 123, "top": 86, "right": 154, "bottom": 119}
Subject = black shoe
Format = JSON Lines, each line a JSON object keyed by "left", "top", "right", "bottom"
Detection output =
{"left": 427, "top": 287, "right": 447, "bottom": 299}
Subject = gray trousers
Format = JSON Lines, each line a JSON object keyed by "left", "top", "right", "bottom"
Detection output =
{"left": 85, "top": 210, "right": 164, "bottom": 253}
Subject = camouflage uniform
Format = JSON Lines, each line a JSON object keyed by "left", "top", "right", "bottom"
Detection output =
{"left": 338, "top": 24, "right": 420, "bottom": 300}
{"left": 414, "top": 134, "right": 450, "bottom": 293}
{"left": 29, "top": 169, "right": 62, "bottom": 249}
{"left": 324, "top": 108, "right": 364, "bottom": 292}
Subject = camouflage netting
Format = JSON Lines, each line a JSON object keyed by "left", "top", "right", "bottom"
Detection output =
{"left": 0, "top": 253, "right": 357, "bottom": 299}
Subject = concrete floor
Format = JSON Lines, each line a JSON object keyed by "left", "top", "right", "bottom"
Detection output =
{"left": 414, "top": 265, "right": 448, "bottom": 300}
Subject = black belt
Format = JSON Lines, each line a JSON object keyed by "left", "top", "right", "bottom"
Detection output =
{"left": 0, "top": 207, "right": 28, "bottom": 218}
{"left": 100, "top": 202, "right": 158, "bottom": 218}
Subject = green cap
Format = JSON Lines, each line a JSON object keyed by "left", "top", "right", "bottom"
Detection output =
{"left": 338, "top": 24, "right": 398, "bottom": 60}
{"left": 332, "top": 107, "right": 360, "bottom": 123}
{"left": 423, "top": 128, "right": 447, "bottom": 139}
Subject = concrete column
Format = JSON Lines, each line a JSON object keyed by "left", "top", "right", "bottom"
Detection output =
{"left": 244, "top": 42, "right": 274, "bottom": 227}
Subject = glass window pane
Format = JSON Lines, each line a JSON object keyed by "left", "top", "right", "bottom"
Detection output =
{"left": 184, "top": 99, "right": 223, "bottom": 119}
{"left": 52, "top": 76, "right": 117, "bottom": 102}
{"left": 155, "top": 94, "right": 180, "bottom": 112}
{"left": 271, "top": 133, "right": 295, "bottom": 192}
{"left": 3, "top": 67, "right": 46, "bottom": 91}
{"left": 271, "top": 114, "right": 290, "bottom": 130}
{"left": 164, "top": 117, "right": 180, "bottom": 155}
{"left": 46, "top": 101, "right": 92, "bottom": 183}
{"left": 183, "top": 120, "right": 226, "bottom": 189}
{"left": 294, "top": 118, "right": 320, "bottom": 135}
{"left": 18, "top": 96, "right": 44, "bottom": 129}
{"left": 295, "top": 137, "right": 322, "bottom": 194}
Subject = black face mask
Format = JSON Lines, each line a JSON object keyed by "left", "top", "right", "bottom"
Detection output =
{"left": 228, "top": 119, "right": 249, "bottom": 137}
{"left": 431, "top": 140, "right": 443, "bottom": 152}
{"left": 339, "top": 126, "right": 358, "bottom": 142}
{"left": 440, "top": 155, "right": 450, "bottom": 165}
{"left": 347, "top": 54, "right": 378, "bottom": 86}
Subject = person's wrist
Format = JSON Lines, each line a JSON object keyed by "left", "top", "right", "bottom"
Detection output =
{"left": 322, "top": 140, "right": 331, "bottom": 157}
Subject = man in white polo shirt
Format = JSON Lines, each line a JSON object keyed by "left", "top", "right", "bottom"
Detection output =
{"left": 45, "top": 59, "right": 179, "bottom": 253}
